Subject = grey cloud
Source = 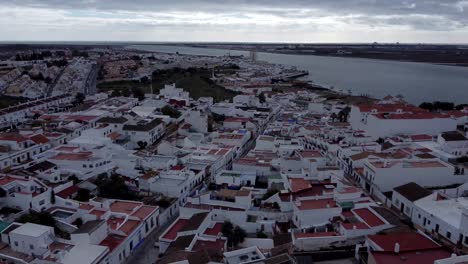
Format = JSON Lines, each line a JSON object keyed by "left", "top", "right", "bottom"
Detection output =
{"left": 1, "top": 0, "right": 468, "bottom": 33}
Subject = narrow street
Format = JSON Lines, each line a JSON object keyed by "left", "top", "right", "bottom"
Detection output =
{"left": 125, "top": 214, "right": 179, "bottom": 264}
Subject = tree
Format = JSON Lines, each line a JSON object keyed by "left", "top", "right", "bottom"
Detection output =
{"left": 376, "top": 137, "right": 385, "bottom": 144}
{"left": 161, "top": 105, "right": 181, "bottom": 118}
{"left": 18, "top": 211, "right": 55, "bottom": 228}
{"left": 222, "top": 221, "right": 234, "bottom": 237}
{"left": 132, "top": 87, "right": 145, "bottom": 101}
{"left": 137, "top": 141, "right": 148, "bottom": 150}
{"left": 75, "top": 93, "right": 86, "bottom": 104}
{"left": 73, "top": 218, "right": 83, "bottom": 228}
{"left": 222, "top": 221, "right": 247, "bottom": 248}
{"left": 456, "top": 104, "right": 468, "bottom": 111}
{"left": 121, "top": 88, "right": 132, "bottom": 97}
{"left": 111, "top": 89, "right": 122, "bottom": 97}
{"left": 157, "top": 198, "right": 171, "bottom": 209}
{"left": 256, "top": 231, "right": 268, "bottom": 238}
{"left": 140, "top": 76, "right": 150, "bottom": 84}
{"left": 232, "top": 226, "right": 247, "bottom": 247}
{"left": 69, "top": 175, "right": 80, "bottom": 184}
{"left": 50, "top": 190, "right": 56, "bottom": 204}
{"left": 258, "top": 92, "right": 266, "bottom": 103}
{"left": 94, "top": 174, "right": 137, "bottom": 200}
{"left": 75, "top": 188, "right": 91, "bottom": 202}
{"left": 262, "top": 188, "right": 279, "bottom": 200}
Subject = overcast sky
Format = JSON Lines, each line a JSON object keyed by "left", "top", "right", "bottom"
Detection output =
{"left": 1, "top": 0, "right": 467, "bottom": 43}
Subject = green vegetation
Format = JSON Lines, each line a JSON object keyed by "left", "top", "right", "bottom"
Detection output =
{"left": 262, "top": 188, "right": 279, "bottom": 200}
{"left": 18, "top": 211, "right": 55, "bottom": 227}
{"left": 222, "top": 221, "right": 247, "bottom": 248}
{"left": 161, "top": 105, "right": 181, "bottom": 118}
{"left": 94, "top": 173, "right": 138, "bottom": 200}
{"left": 98, "top": 67, "right": 238, "bottom": 102}
{"left": 256, "top": 231, "right": 268, "bottom": 238}
{"left": 75, "top": 188, "right": 91, "bottom": 202}
{"left": 419, "top": 101, "right": 468, "bottom": 112}
{"left": 0, "top": 95, "right": 28, "bottom": 109}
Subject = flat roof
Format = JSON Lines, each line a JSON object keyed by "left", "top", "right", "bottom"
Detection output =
{"left": 11, "top": 223, "right": 51, "bottom": 237}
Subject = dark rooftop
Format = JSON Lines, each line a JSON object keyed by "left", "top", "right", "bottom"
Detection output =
{"left": 441, "top": 131, "right": 467, "bottom": 142}
{"left": 179, "top": 212, "right": 209, "bottom": 232}
{"left": 26, "top": 161, "right": 57, "bottom": 172}
{"left": 72, "top": 220, "right": 105, "bottom": 234}
{"left": 96, "top": 116, "right": 128, "bottom": 124}
{"left": 166, "top": 234, "right": 195, "bottom": 253}
{"left": 123, "top": 118, "right": 163, "bottom": 132}
{"left": 393, "top": 182, "right": 432, "bottom": 202}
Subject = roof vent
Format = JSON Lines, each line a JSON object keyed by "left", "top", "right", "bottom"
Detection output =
{"left": 394, "top": 242, "right": 400, "bottom": 254}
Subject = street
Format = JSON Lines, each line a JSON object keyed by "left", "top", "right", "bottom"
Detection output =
{"left": 125, "top": 214, "right": 179, "bottom": 264}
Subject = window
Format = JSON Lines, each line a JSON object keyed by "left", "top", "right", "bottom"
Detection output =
{"left": 39, "top": 200, "right": 45, "bottom": 205}
{"left": 464, "top": 236, "right": 468, "bottom": 245}
{"left": 14, "top": 241, "right": 18, "bottom": 247}
{"left": 447, "top": 232, "right": 451, "bottom": 239}
{"left": 29, "top": 244, "right": 34, "bottom": 250}
{"left": 130, "top": 241, "right": 134, "bottom": 251}
{"left": 83, "top": 164, "right": 87, "bottom": 168}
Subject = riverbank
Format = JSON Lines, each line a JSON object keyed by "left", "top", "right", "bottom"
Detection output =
{"left": 179, "top": 43, "right": 468, "bottom": 68}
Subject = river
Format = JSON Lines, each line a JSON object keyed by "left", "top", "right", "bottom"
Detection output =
{"left": 128, "top": 44, "right": 468, "bottom": 105}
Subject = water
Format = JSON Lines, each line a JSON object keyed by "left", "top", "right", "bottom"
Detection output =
{"left": 129, "top": 44, "right": 468, "bottom": 105}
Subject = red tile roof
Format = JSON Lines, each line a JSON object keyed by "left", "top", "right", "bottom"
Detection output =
{"left": 51, "top": 152, "right": 92, "bottom": 161}
{"left": 297, "top": 199, "right": 337, "bottom": 210}
{"left": 289, "top": 178, "right": 312, "bottom": 193}
{"left": 353, "top": 208, "right": 385, "bottom": 227}
{"left": 29, "top": 134, "right": 50, "bottom": 144}
{"left": 163, "top": 219, "right": 189, "bottom": 240}
{"left": 90, "top": 209, "right": 106, "bottom": 219}
{"left": 110, "top": 200, "right": 142, "bottom": 214}
{"left": 100, "top": 234, "right": 126, "bottom": 252}
{"left": 192, "top": 239, "right": 226, "bottom": 251}
{"left": 341, "top": 222, "right": 370, "bottom": 230}
{"left": 368, "top": 232, "right": 441, "bottom": 252}
{"left": 119, "top": 219, "right": 140, "bottom": 235}
{"left": 0, "top": 133, "right": 28, "bottom": 143}
{"left": 371, "top": 248, "right": 451, "bottom": 264}
{"left": 204, "top": 223, "right": 223, "bottom": 236}
{"left": 131, "top": 205, "right": 158, "bottom": 220}
{"left": 56, "top": 185, "right": 79, "bottom": 199}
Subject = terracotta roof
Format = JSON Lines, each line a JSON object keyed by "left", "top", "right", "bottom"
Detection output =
{"left": 29, "top": 134, "right": 49, "bottom": 144}
{"left": 353, "top": 208, "right": 385, "bottom": 227}
{"left": 368, "top": 232, "right": 441, "bottom": 252}
{"left": 110, "top": 200, "right": 142, "bottom": 214}
{"left": 131, "top": 205, "right": 158, "bottom": 220}
{"left": 56, "top": 185, "right": 79, "bottom": 199}
{"left": 204, "top": 223, "right": 223, "bottom": 236}
{"left": 0, "top": 133, "right": 28, "bottom": 143}
{"left": 297, "top": 199, "right": 337, "bottom": 210}
{"left": 371, "top": 248, "right": 451, "bottom": 264}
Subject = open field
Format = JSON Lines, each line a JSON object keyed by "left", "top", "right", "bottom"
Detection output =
{"left": 98, "top": 68, "right": 238, "bottom": 102}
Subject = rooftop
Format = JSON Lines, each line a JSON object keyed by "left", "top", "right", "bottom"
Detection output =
{"left": 393, "top": 182, "right": 432, "bottom": 202}
{"left": 368, "top": 232, "right": 440, "bottom": 252}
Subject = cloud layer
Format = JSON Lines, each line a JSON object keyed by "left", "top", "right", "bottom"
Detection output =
{"left": 1, "top": 0, "right": 467, "bottom": 42}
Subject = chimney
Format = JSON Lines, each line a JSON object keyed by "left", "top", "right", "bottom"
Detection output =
{"left": 394, "top": 243, "right": 400, "bottom": 254}
{"left": 353, "top": 225, "right": 357, "bottom": 230}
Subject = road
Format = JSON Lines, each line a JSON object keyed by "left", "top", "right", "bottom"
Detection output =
{"left": 125, "top": 213, "right": 179, "bottom": 264}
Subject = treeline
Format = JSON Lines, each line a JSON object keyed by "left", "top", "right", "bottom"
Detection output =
{"left": 419, "top": 101, "right": 468, "bottom": 112}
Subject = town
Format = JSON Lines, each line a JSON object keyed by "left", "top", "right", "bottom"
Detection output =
{"left": 0, "top": 45, "right": 467, "bottom": 264}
